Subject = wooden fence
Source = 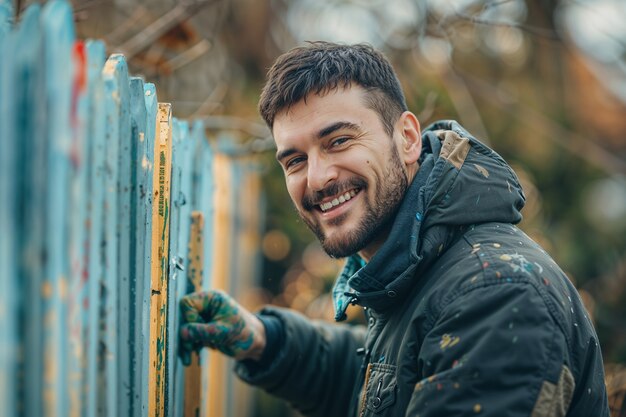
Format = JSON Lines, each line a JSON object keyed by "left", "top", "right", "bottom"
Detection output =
{"left": 0, "top": 1, "right": 264, "bottom": 416}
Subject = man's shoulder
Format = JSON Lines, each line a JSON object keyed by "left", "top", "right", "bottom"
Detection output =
{"left": 420, "top": 222, "right": 571, "bottom": 313}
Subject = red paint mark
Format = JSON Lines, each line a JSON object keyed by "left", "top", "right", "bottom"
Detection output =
{"left": 437, "top": 383, "right": 443, "bottom": 390}
{"left": 482, "top": 261, "right": 489, "bottom": 268}
{"left": 543, "top": 277, "right": 550, "bottom": 286}
{"left": 70, "top": 41, "right": 87, "bottom": 168}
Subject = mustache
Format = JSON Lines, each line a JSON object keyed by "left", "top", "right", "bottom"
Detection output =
{"left": 301, "top": 178, "right": 367, "bottom": 211}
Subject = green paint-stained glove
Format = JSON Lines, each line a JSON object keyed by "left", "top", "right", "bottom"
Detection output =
{"left": 179, "top": 290, "right": 266, "bottom": 365}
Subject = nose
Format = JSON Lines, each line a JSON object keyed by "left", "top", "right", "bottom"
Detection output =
{"left": 307, "top": 154, "right": 338, "bottom": 192}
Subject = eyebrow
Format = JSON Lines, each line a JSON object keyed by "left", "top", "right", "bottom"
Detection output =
{"left": 317, "top": 121, "right": 361, "bottom": 139}
{"left": 275, "top": 121, "right": 362, "bottom": 162}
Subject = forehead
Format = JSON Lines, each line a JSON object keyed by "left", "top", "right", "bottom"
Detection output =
{"left": 272, "top": 86, "right": 373, "bottom": 145}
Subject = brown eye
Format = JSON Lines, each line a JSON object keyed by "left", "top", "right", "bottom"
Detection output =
{"left": 286, "top": 156, "right": 306, "bottom": 169}
{"left": 330, "top": 137, "right": 349, "bottom": 147}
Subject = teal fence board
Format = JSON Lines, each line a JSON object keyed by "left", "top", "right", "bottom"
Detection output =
{"left": 129, "top": 76, "right": 152, "bottom": 417}
{"left": 139, "top": 82, "right": 158, "bottom": 417}
{"left": 167, "top": 119, "right": 192, "bottom": 417}
{"left": 84, "top": 39, "right": 107, "bottom": 417}
{"left": 15, "top": 6, "right": 46, "bottom": 417}
{"left": 101, "top": 53, "right": 129, "bottom": 417}
{"left": 67, "top": 40, "right": 88, "bottom": 417}
{"left": 0, "top": 3, "right": 263, "bottom": 416}
{"left": 41, "top": 2, "right": 75, "bottom": 415}
{"left": 0, "top": 2, "right": 16, "bottom": 416}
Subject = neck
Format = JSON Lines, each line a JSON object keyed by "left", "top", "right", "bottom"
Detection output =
{"left": 358, "top": 224, "right": 392, "bottom": 262}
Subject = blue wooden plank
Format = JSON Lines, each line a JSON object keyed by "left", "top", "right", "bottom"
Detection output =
{"left": 140, "top": 82, "right": 158, "bottom": 417}
{"left": 13, "top": 5, "right": 46, "bottom": 417}
{"left": 84, "top": 39, "right": 106, "bottom": 417}
{"left": 101, "top": 53, "right": 131, "bottom": 417}
{"left": 176, "top": 120, "right": 197, "bottom": 417}
{"left": 104, "top": 53, "right": 134, "bottom": 417}
{"left": 165, "top": 118, "right": 183, "bottom": 417}
{"left": 129, "top": 76, "right": 153, "bottom": 417}
{"left": 195, "top": 124, "right": 215, "bottom": 291}
{"left": 66, "top": 40, "right": 89, "bottom": 417}
{"left": 180, "top": 122, "right": 204, "bottom": 417}
{"left": 0, "top": 13, "right": 17, "bottom": 417}
{"left": 40, "top": 1, "right": 75, "bottom": 416}
{"left": 167, "top": 118, "right": 195, "bottom": 417}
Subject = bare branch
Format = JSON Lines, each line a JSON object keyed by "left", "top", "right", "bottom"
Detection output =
{"left": 115, "top": 0, "right": 222, "bottom": 59}
{"left": 201, "top": 116, "right": 270, "bottom": 140}
{"left": 454, "top": 12, "right": 561, "bottom": 40}
{"left": 458, "top": 69, "right": 626, "bottom": 175}
{"left": 189, "top": 83, "right": 228, "bottom": 119}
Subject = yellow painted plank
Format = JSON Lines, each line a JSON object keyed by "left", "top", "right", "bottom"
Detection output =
{"left": 184, "top": 211, "right": 204, "bottom": 417}
{"left": 207, "top": 153, "right": 232, "bottom": 417}
{"left": 148, "top": 103, "right": 173, "bottom": 417}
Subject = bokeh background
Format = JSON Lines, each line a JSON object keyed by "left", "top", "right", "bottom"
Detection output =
{"left": 25, "top": 0, "right": 625, "bottom": 414}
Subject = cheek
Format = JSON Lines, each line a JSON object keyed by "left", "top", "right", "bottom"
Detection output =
{"left": 285, "top": 178, "right": 304, "bottom": 205}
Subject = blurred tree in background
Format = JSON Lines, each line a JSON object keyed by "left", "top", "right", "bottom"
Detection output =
{"left": 22, "top": 0, "right": 624, "bottom": 413}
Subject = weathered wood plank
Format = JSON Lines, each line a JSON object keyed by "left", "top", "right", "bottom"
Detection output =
{"left": 101, "top": 53, "right": 130, "bottom": 417}
{"left": 183, "top": 211, "right": 205, "bottom": 417}
{"left": 165, "top": 118, "right": 182, "bottom": 417}
{"left": 166, "top": 118, "right": 194, "bottom": 417}
{"left": 207, "top": 152, "right": 233, "bottom": 417}
{"left": 41, "top": 1, "right": 75, "bottom": 415}
{"left": 84, "top": 39, "right": 106, "bottom": 417}
{"left": 149, "top": 102, "right": 173, "bottom": 417}
{"left": 0, "top": 5, "right": 17, "bottom": 416}
{"left": 67, "top": 40, "right": 88, "bottom": 417}
{"left": 14, "top": 6, "right": 46, "bottom": 417}
{"left": 104, "top": 52, "right": 134, "bottom": 417}
{"left": 139, "top": 82, "right": 158, "bottom": 417}
{"left": 192, "top": 122, "right": 214, "bottom": 417}
{"left": 129, "top": 76, "right": 153, "bottom": 417}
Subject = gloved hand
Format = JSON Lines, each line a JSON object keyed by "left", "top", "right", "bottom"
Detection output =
{"left": 179, "top": 290, "right": 266, "bottom": 365}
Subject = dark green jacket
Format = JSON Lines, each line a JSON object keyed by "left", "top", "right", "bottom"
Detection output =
{"left": 236, "top": 121, "right": 610, "bottom": 417}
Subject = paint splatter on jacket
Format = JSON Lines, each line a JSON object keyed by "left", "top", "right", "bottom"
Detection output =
{"left": 236, "top": 120, "right": 610, "bottom": 417}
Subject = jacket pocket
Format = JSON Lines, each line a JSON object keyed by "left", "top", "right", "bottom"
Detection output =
{"left": 360, "top": 363, "right": 397, "bottom": 416}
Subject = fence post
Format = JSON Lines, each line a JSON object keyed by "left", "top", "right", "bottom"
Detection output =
{"left": 84, "top": 39, "right": 106, "bottom": 417}
{"left": 0, "top": 3, "right": 16, "bottom": 417}
{"left": 149, "top": 102, "right": 173, "bottom": 417}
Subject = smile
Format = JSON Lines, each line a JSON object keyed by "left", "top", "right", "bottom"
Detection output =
{"left": 319, "top": 189, "right": 359, "bottom": 212}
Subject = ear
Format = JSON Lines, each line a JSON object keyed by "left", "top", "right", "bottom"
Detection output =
{"left": 398, "top": 111, "right": 421, "bottom": 165}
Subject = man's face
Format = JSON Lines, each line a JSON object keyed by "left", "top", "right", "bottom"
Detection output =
{"left": 274, "top": 85, "right": 416, "bottom": 259}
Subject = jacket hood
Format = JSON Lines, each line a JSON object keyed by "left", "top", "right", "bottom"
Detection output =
{"left": 332, "top": 120, "right": 526, "bottom": 320}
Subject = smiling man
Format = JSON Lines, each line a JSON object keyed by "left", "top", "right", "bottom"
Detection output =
{"left": 179, "top": 42, "right": 610, "bottom": 417}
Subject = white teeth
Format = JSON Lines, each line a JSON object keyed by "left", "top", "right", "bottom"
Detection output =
{"left": 319, "top": 190, "right": 358, "bottom": 212}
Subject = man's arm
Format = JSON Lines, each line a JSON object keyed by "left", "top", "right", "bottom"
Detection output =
{"left": 236, "top": 306, "right": 366, "bottom": 417}
{"left": 178, "top": 290, "right": 366, "bottom": 417}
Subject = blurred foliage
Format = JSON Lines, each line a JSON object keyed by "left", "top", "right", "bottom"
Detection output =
{"left": 66, "top": 0, "right": 625, "bottom": 414}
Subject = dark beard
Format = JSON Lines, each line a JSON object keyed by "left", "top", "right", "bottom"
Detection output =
{"left": 297, "top": 146, "right": 408, "bottom": 258}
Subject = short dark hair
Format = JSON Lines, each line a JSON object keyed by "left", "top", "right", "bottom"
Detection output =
{"left": 259, "top": 41, "right": 408, "bottom": 137}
